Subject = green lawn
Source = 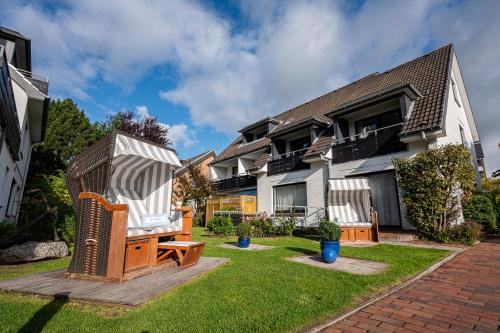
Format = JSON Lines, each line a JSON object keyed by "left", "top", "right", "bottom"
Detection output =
{"left": 0, "top": 227, "right": 449, "bottom": 332}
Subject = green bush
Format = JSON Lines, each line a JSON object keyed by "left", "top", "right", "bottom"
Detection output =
{"left": 394, "top": 144, "right": 476, "bottom": 240}
{"left": 0, "top": 220, "right": 17, "bottom": 241}
{"left": 451, "top": 221, "right": 481, "bottom": 245}
{"left": 220, "top": 206, "right": 238, "bottom": 212}
{"left": 58, "top": 214, "right": 77, "bottom": 245}
{"left": 206, "top": 215, "right": 233, "bottom": 237}
{"left": 273, "top": 215, "right": 296, "bottom": 236}
{"left": 463, "top": 194, "right": 497, "bottom": 232}
{"left": 248, "top": 216, "right": 274, "bottom": 237}
{"left": 318, "top": 219, "right": 342, "bottom": 241}
{"left": 236, "top": 222, "right": 251, "bottom": 238}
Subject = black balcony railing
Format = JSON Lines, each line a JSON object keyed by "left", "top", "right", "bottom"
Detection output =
{"left": 213, "top": 175, "right": 257, "bottom": 192}
{"left": 267, "top": 149, "right": 310, "bottom": 176}
{"left": 331, "top": 123, "right": 407, "bottom": 164}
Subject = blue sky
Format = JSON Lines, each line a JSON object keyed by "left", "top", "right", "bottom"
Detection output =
{"left": 1, "top": 0, "right": 499, "bottom": 172}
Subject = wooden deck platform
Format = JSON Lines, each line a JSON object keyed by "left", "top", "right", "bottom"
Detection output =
{"left": 0, "top": 257, "right": 229, "bottom": 306}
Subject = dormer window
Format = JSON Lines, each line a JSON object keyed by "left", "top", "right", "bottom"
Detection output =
{"left": 239, "top": 117, "right": 280, "bottom": 144}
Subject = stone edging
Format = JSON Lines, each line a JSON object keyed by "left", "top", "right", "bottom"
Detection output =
{"left": 306, "top": 245, "right": 468, "bottom": 333}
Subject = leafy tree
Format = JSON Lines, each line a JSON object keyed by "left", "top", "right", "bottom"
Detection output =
{"left": 112, "top": 110, "right": 173, "bottom": 147}
{"left": 36, "top": 99, "right": 106, "bottom": 168}
{"left": 394, "top": 144, "right": 476, "bottom": 240}
{"left": 174, "top": 164, "right": 213, "bottom": 218}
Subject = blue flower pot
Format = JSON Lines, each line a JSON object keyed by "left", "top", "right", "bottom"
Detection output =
{"left": 320, "top": 240, "right": 340, "bottom": 263}
{"left": 238, "top": 237, "right": 251, "bottom": 248}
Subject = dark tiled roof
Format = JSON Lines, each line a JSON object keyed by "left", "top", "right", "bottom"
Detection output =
{"left": 303, "top": 127, "right": 335, "bottom": 158}
{"left": 268, "top": 116, "right": 330, "bottom": 138}
{"left": 213, "top": 137, "right": 270, "bottom": 163}
{"left": 251, "top": 152, "right": 271, "bottom": 170}
{"left": 176, "top": 150, "right": 215, "bottom": 175}
{"left": 215, "top": 44, "right": 453, "bottom": 163}
{"left": 26, "top": 77, "right": 49, "bottom": 95}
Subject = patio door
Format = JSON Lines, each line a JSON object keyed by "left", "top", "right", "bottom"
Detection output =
{"left": 368, "top": 171, "right": 401, "bottom": 229}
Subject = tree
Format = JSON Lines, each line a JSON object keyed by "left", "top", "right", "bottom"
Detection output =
{"left": 394, "top": 144, "right": 476, "bottom": 239}
{"left": 36, "top": 99, "right": 106, "bottom": 169}
{"left": 174, "top": 164, "right": 214, "bottom": 219}
{"left": 112, "top": 110, "right": 173, "bottom": 147}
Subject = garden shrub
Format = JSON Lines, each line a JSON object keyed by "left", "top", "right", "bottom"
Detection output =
{"left": 235, "top": 221, "right": 251, "bottom": 238}
{"left": 58, "top": 214, "right": 77, "bottom": 245}
{"left": 0, "top": 220, "right": 17, "bottom": 241}
{"left": 220, "top": 206, "right": 239, "bottom": 211}
{"left": 206, "top": 215, "right": 233, "bottom": 237}
{"left": 248, "top": 215, "right": 274, "bottom": 237}
{"left": 463, "top": 193, "right": 496, "bottom": 232}
{"left": 273, "top": 215, "right": 296, "bottom": 236}
{"left": 318, "top": 219, "right": 341, "bottom": 241}
{"left": 394, "top": 144, "right": 476, "bottom": 242}
{"left": 449, "top": 221, "right": 481, "bottom": 245}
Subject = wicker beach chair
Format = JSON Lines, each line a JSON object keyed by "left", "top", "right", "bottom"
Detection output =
{"left": 66, "top": 130, "right": 204, "bottom": 282}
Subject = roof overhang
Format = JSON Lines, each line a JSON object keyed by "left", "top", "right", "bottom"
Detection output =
{"left": 326, "top": 83, "right": 422, "bottom": 119}
{"left": 8, "top": 63, "right": 49, "bottom": 143}
{"left": 238, "top": 117, "right": 280, "bottom": 133}
{"left": 267, "top": 117, "right": 330, "bottom": 138}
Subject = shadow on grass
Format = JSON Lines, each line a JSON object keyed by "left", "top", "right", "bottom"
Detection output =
{"left": 285, "top": 247, "right": 318, "bottom": 256}
{"left": 18, "top": 292, "right": 70, "bottom": 333}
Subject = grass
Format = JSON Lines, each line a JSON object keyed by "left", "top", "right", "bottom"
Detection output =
{"left": 0, "top": 227, "right": 450, "bottom": 332}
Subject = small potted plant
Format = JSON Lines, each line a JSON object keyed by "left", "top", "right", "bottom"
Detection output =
{"left": 318, "top": 219, "right": 342, "bottom": 263}
{"left": 236, "top": 221, "right": 252, "bottom": 248}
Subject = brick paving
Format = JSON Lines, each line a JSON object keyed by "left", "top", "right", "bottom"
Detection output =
{"left": 322, "top": 239, "right": 500, "bottom": 333}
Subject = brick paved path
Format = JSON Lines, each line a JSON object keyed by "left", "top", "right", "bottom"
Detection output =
{"left": 323, "top": 240, "right": 500, "bottom": 333}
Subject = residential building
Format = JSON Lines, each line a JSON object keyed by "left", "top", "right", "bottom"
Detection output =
{"left": 0, "top": 27, "right": 50, "bottom": 223}
{"left": 173, "top": 149, "right": 216, "bottom": 203}
{"left": 210, "top": 44, "right": 482, "bottom": 231}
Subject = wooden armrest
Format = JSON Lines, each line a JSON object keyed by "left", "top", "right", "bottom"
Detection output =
{"left": 79, "top": 192, "right": 128, "bottom": 212}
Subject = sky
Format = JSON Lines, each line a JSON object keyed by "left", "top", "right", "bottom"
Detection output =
{"left": 1, "top": 0, "right": 498, "bottom": 173}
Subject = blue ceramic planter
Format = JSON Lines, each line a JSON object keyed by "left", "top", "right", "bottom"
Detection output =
{"left": 238, "top": 237, "right": 251, "bottom": 248}
{"left": 320, "top": 240, "right": 340, "bottom": 263}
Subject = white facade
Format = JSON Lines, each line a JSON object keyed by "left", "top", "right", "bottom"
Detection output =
{"left": 256, "top": 160, "right": 328, "bottom": 215}
{"left": 0, "top": 66, "right": 48, "bottom": 223}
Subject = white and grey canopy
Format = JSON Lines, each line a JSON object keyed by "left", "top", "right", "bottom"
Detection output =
{"left": 107, "top": 134, "right": 182, "bottom": 236}
{"left": 327, "top": 178, "right": 372, "bottom": 226}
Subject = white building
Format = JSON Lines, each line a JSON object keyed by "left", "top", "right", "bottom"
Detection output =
{"left": 210, "top": 44, "right": 483, "bottom": 233}
{"left": 0, "top": 27, "right": 50, "bottom": 223}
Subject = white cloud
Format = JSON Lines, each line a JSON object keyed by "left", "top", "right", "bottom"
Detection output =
{"left": 1, "top": 0, "right": 498, "bottom": 173}
{"left": 133, "top": 105, "right": 196, "bottom": 150}
{"left": 166, "top": 123, "right": 197, "bottom": 150}
{"left": 135, "top": 105, "right": 149, "bottom": 120}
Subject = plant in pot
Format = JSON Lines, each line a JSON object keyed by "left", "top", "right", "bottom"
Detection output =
{"left": 236, "top": 222, "right": 252, "bottom": 248}
{"left": 318, "top": 219, "right": 342, "bottom": 263}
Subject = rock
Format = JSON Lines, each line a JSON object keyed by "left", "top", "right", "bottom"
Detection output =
{"left": 0, "top": 241, "right": 69, "bottom": 264}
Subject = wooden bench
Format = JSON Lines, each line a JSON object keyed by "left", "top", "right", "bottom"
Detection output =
{"left": 157, "top": 241, "right": 205, "bottom": 269}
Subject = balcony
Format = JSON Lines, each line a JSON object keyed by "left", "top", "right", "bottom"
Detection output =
{"left": 267, "top": 149, "right": 310, "bottom": 176}
{"left": 331, "top": 123, "right": 407, "bottom": 164}
{"left": 213, "top": 175, "right": 257, "bottom": 192}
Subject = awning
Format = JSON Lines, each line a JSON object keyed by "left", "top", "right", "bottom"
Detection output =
{"left": 327, "top": 178, "right": 372, "bottom": 225}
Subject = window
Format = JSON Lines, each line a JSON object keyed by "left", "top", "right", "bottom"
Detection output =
{"left": 5, "top": 179, "right": 18, "bottom": 217}
{"left": 451, "top": 73, "right": 462, "bottom": 107}
{"left": 289, "top": 136, "right": 311, "bottom": 155}
{"left": 459, "top": 125, "right": 466, "bottom": 145}
{"left": 232, "top": 166, "right": 238, "bottom": 176}
{"left": 355, "top": 109, "right": 402, "bottom": 138}
{"left": 274, "top": 183, "right": 307, "bottom": 213}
